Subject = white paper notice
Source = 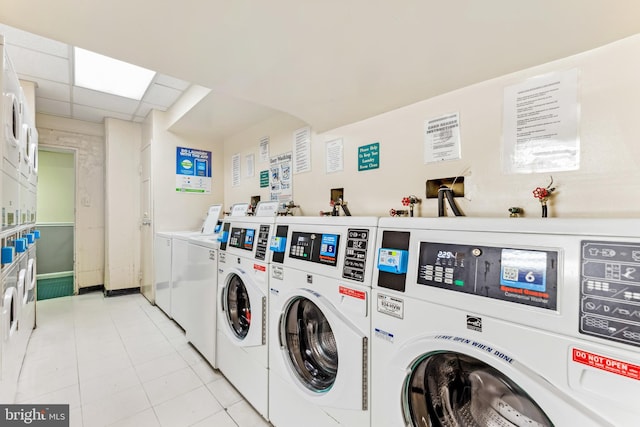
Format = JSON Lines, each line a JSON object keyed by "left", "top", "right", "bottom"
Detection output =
{"left": 503, "top": 69, "right": 579, "bottom": 173}
{"left": 325, "top": 138, "right": 343, "bottom": 173}
{"left": 293, "top": 127, "right": 311, "bottom": 174}
{"left": 424, "top": 113, "right": 462, "bottom": 163}
{"left": 259, "top": 136, "right": 270, "bottom": 163}
{"left": 245, "top": 154, "right": 255, "bottom": 177}
{"left": 270, "top": 152, "right": 293, "bottom": 203}
{"left": 231, "top": 153, "right": 241, "bottom": 187}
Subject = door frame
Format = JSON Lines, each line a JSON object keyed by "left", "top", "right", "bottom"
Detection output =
{"left": 37, "top": 145, "right": 78, "bottom": 294}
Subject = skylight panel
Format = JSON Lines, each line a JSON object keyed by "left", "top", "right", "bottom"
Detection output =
{"left": 74, "top": 47, "right": 156, "bottom": 100}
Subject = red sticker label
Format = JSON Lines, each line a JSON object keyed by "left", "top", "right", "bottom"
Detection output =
{"left": 254, "top": 264, "right": 266, "bottom": 272}
{"left": 339, "top": 286, "right": 366, "bottom": 300}
{"left": 572, "top": 348, "right": 640, "bottom": 380}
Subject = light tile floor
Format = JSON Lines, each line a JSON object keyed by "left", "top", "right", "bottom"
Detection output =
{"left": 16, "top": 292, "right": 272, "bottom": 427}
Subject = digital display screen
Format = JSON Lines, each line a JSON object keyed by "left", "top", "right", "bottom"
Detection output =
{"left": 289, "top": 232, "right": 340, "bottom": 266}
{"left": 229, "top": 227, "right": 255, "bottom": 251}
{"left": 500, "top": 249, "right": 547, "bottom": 292}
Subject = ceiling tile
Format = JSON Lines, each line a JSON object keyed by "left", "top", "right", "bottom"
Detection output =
{"left": 0, "top": 24, "right": 69, "bottom": 57}
{"left": 36, "top": 98, "right": 71, "bottom": 117}
{"left": 72, "top": 104, "right": 132, "bottom": 123}
{"left": 5, "top": 45, "right": 70, "bottom": 83}
{"left": 154, "top": 74, "right": 190, "bottom": 91}
{"left": 31, "top": 79, "right": 71, "bottom": 103}
{"left": 142, "top": 84, "right": 182, "bottom": 109}
{"left": 73, "top": 86, "right": 140, "bottom": 115}
{"left": 134, "top": 103, "right": 154, "bottom": 118}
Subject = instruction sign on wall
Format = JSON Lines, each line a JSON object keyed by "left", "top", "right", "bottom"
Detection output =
{"left": 503, "top": 69, "right": 579, "bottom": 173}
{"left": 358, "top": 142, "right": 380, "bottom": 171}
{"left": 176, "top": 146, "right": 212, "bottom": 193}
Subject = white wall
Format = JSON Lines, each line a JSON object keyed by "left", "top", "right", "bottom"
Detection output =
{"left": 37, "top": 151, "right": 74, "bottom": 222}
{"left": 223, "top": 35, "right": 640, "bottom": 219}
{"left": 104, "top": 118, "right": 141, "bottom": 291}
{"left": 149, "top": 110, "right": 225, "bottom": 232}
{"left": 223, "top": 113, "right": 307, "bottom": 210}
{"left": 36, "top": 114, "right": 105, "bottom": 289}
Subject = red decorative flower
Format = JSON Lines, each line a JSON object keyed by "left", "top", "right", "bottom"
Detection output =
{"left": 402, "top": 197, "right": 410, "bottom": 206}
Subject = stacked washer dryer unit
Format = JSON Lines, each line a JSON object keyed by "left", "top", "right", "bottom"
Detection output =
{"left": 371, "top": 217, "right": 640, "bottom": 427}
{"left": 153, "top": 204, "right": 226, "bottom": 321}
{"left": 0, "top": 34, "right": 39, "bottom": 403}
{"left": 216, "top": 201, "right": 279, "bottom": 420}
{"left": 268, "top": 216, "right": 378, "bottom": 427}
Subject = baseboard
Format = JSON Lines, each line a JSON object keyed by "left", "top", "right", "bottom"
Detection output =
{"left": 77, "top": 284, "right": 104, "bottom": 295}
{"left": 104, "top": 287, "right": 140, "bottom": 297}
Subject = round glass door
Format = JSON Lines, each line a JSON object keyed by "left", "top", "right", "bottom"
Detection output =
{"left": 282, "top": 297, "right": 338, "bottom": 393}
{"left": 225, "top": 274, "right": 251, "bottom": 339}
{"left": 403, "top": 352, "right": 552, "bottom": 427}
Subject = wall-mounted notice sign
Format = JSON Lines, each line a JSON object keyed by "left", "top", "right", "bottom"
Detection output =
{"left": 176, "top": 146, "right": 212, "bottom": 193}
{"left": 260, "top": 170, "right": 269, "bottom": 188}
{"left": 293, "top": 127, "right": 311, "bottom": 174}
{"left": 231, "top": 153, "right": 241, "bottom": 187}
{"left": 259, "top": 136, "right": 270, "bottom": 163}
{"left": 270, "top": 152, "right": 293, "bottom": 203}
{"left": 503, "top": 69, "right": 579, "bottom": 174}
{"left": 358, "top": 142, "right": 380, "bottom": 171}
{"left": 326, "top": 137, "right": 344, "bottom": 174}
{"left": 424, "top": 112, "right": 461, "bottom": 163}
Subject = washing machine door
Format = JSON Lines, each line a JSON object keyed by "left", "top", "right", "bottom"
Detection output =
{"left": 221, "top": 270, "right": 265, "bottom": 347}
{"left": 279, "top": 289, "right": 367, "bottom": 411}
{"left": 2, "top": 287, "right": 19, "bottom": 340}
{"left": 403, "top": 351, "right": 552, "bottom": 427}
{"left": 26, "top": 258, "right": 35, "bottom": 302}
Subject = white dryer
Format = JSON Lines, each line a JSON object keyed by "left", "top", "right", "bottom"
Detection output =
{"left": 371, "top": 217, "right": 640, "bottom": 427}
{"left": 216, "top": 201, "right": 279, "bottom": 420}
{"left": 268, "top": 216, "right": 378, "bottom": 427}
{"left": 1, "top": 36, "right": 22, "bottom": 230}
{"left": 153, "top": 204, "right": 224, "bottom": 322}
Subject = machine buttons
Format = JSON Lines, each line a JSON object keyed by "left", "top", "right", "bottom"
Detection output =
{"left": 580, "top": 240, "right": 640, "bottom": 347}
{"left": 343, "top": 228, "right": 370, "bottom": 282}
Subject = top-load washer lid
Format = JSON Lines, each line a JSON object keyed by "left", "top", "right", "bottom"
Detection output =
{"left": 403, "top": 352, "right": 552, "bottom": 427}
{"left": 282, "top": 297, "right": 338, "bottom": 393}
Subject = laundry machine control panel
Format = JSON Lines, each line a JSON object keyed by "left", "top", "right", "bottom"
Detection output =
{"left": 415, "top": 242, "right": 559, "bottom": 310}
{"left": 580, "top": 239, "right": 640, "bottom": 348}
{"left": 289, "top": 231, "right": 340, "bottom": 266}
{"left": 227, "top": 225, "right": 272, "bottom": 260}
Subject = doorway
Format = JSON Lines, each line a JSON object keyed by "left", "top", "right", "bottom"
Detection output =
{"left": 36, "top": 149, "right": 76, "bottom": 300}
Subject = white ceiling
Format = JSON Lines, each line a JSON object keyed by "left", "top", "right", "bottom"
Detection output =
{"left": 1, "top": 1, "right": 640, "bottom": 136}
{"left": 0, "top": 23, "right": 190, "bottom": 123}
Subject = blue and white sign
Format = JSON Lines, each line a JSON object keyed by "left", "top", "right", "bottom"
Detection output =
{"left": 176, "top": 146, "right": 212, "bottom": 193}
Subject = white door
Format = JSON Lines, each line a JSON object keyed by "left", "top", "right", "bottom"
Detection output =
{"left": 140, "top": 143, "right": 153, "bottom": 302}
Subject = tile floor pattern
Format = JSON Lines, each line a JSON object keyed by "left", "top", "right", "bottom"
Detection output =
{"left": 15, "top": 292, "right": 273, "bottom": 427}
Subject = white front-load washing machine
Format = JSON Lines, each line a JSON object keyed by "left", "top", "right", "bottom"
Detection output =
{"left": 0, "top": 242, "right": 20, "bottom": 403}
{"left": 20, "top": 232, "right": 36, "bottom": 334}
{"left": 371, "top": 217, "right": 640, "bottom": 427}
{"left": 216, "top": 201, "right": 279, "bottom": 420}
{"left": 153, "top": 204, "right": 224, "bottom": 322}
{"left": 268, "top": 216, "right": 378, "bottom": 427}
